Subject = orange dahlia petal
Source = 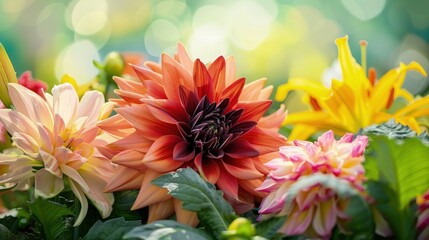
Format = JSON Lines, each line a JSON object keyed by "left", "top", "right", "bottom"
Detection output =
{"left": 111, "top": 149, "right": 146, "bottom": 172}
{"left": 173, "top": 198, "right": 199, "bottom": 226}
{"left": 193, "top": 58, "right": 215, "bottom": 101}
{"left": 143, "top": 135, "right": 184, "bottom": 172}
{"left": 224, "top": 139, "right": 259, "bottom": 158}
{"left": 147, "top": 199, "right": 174, "bottom": 223}
{"left": 104, "top": 166, "right": 144, "bottom": 192}
{"left": 236, "top": 100, "right": 272, "bottom": 122}
{"left": 161, "top": 54, "right": 194, "bottom": 100}
{"left": 132, "top": 170, "right": 170, "bottom": 210}
{"left": 222, "top": 157, "right": 263, "bottom": 180}
{"left": 208, "top": 56, "right": 226, "bottom": 99}
{"left": 216, "top": 164, "right": 239, "bottom": 199}
{"left": 221, "top": 78, "right": 245, "bottom": 111}
{"left": 194, "top": 153, "right": 220, "bottom": 184}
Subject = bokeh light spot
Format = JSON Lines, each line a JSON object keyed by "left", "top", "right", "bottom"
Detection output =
{"left": 341, "top": 0, "right": 386, "bottom": 21}
{"left": 55, "top": 40, "right": 100, "bottom": 84}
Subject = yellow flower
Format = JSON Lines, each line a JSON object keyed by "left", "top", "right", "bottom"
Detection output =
{"left": 61, "top": 74, "right": 105, "bottom": 98}
{"left": 276, "top": 35, "right": 428, "bottom": 140}
{"left": 0, "top": 43, "right": 18, "bottom": 107}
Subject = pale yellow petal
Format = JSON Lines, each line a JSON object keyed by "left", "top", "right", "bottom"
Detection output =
{"left": 34, "top": 169, "right": 64, "bottom": 198}
{"left": 67, "top": 177, "right": 88, "bottom": 226}
{"left": 79, "top": 170, "right": 114, "bottom": 219}
{"left": 52, "top": 83, "right": 79, "bottom": 128}
{"left": 77, "top": 90, "right": 105, "bottom": 127}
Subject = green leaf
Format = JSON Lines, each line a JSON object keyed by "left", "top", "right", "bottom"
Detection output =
{"left": 110, "top": 191, "right": 142, "bottom": 221}
{"left": 0, "top": 224, "right": 17, "bottom": 240}
{"left": 82, "top": 217, "right": 141, "bottom": 240}
{"left": 362, "top": 119, "right": 416, "bottom": 139}
{"left": 123, "top": 220, "right": 212, "bottom": 240}
{"left": 254, "top": 216, "right": 286, "bottom": 239}
{"left": 342, "top": 195, "right": 374, "bottom": 239}
{"left": 152, "top": 168, "right": 235, "bottom": 239}
{"left": 364, "top": 135, "right": 429, "bottom": 239}
{"left": 28, "top": 197, "right": 74, "bottom": 240}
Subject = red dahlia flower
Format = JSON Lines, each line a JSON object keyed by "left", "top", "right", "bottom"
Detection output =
{"left": 98, "top": 43, "right": 287, "bottom": 224}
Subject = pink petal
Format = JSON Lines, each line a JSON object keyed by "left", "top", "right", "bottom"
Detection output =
{"left": 317, "top": 130, "right": 335, "bottom": 151}
{"left": 40, "top": 150, "right": 61, "bottom": 177}
{"left": 312, "top": 197, "right": 337, "bottom": 237}
{"left": 8, "top": 83, "right": 53, "bottom": 129}
{"left": 0, "top": 109, "right": 40, "bottom": 143}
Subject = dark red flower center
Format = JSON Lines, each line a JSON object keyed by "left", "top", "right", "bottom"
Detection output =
{"left": 176, "top": 95, "right": 256, "bottom": 161}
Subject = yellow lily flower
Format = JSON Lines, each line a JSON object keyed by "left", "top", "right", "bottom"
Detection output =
{"left": 276, "top": 35, "right": 428, "bottom": 140}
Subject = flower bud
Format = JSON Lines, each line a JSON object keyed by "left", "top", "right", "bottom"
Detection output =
{"left": 0, "top": 43, "right": 18, "bottom": 107}
{"left": 222, "top": 217, "right": 256, "bottom": 240}
{"left": 104, "top": 52, "right": 125, "bottom": 77}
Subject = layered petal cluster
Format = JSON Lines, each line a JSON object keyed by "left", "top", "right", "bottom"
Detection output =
{"left": 417, "top": 190, "right": 429, "bottom": 240}
{"left": 98, "top": 44, "right": 287, "bottom": 224}
{"left": 276, "top": 35, "right": 428, "bottom": 140}
{"left": 258, "top": 131, "right": 368, "bottom": 238}
{"left": 0, "top": 83, "right": 115, "bottom": 226}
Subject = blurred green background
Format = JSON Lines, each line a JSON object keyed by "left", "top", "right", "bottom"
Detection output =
{"left": 0, "top": 0, "right": 428, "bottom": 111}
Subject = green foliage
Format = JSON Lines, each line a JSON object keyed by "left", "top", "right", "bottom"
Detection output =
{"left": 0, "top": 224, "right": 17, "bottom": 240}
{"left": 254, "top": 216, "right": 286, "bottom": 239}
{"left": 364, "top": 134, "right": 429, "bottom": 239}
{"left": 123, "top": 220, "right": 212, "bottom": 240}
{"left": 152, "top": 168, "right": 235, "bottom": 240}
{"left": 82, "top": 217, "right": 141, "bottom": 240}
{"left": 28, "top": 197, "right": 74, "bottom": 240}
{"left": 110, "top": 191, "right": 143, "bottom": 221}
{"left": 363, "top": 119, "right": 416, "bottom": 139}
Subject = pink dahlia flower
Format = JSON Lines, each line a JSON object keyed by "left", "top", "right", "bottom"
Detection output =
{"left": 0, "top": 100, "right": 5, "bottom": 144}
{"left": 0, "top": 83, "right": 115, "bottom": 226}
{"left": 98, "top": 43, "right": 287, "bottom": 225}
{"left": 257, "top": 130, "right": 368, "bottom": 238}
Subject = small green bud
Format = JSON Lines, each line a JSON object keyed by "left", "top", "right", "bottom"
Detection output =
{"left": 222, "top": 217, "right": 256, "bottom": 240}
{"left": 104, "top": 52, "right": 125, "bottom": 77}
